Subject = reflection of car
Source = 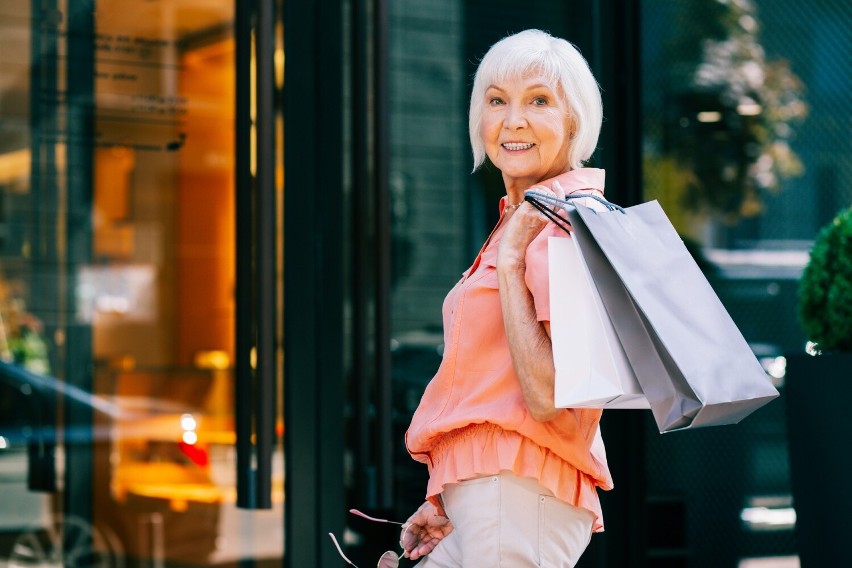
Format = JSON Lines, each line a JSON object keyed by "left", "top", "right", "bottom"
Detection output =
{"left": 0, "top": 360, "right": 221, "bottom": 567}
{"left": 0, "top": 359, "right": 216, "bottom": 489}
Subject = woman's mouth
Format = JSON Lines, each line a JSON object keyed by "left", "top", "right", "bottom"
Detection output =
{"left": 501, "top": 142, "right": 534, "bottom": 151}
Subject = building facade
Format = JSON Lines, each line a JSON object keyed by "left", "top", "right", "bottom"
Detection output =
{"left": 0, "top": 0, "right": 848, "bottom": 566}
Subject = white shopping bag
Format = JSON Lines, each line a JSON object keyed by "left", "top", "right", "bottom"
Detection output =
{"left": 549, "top": 235, "right": 648, "bottom": 409}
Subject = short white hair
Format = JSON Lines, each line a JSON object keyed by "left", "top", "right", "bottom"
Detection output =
{"left": 469, "top": 29, "right": 603, "bottom": 172}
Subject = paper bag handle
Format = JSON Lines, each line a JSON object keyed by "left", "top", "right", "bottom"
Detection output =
{"left": 524, "top": 190, "right": 625, "bottom": 234}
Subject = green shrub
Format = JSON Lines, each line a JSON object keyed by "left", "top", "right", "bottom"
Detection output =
{"left": 798, "top": 206, "right": 852, "bottom": 353}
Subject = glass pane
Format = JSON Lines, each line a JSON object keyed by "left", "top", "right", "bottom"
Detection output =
{"left": 0, "top": 1, "right": 285, "bottom": 566}
{"left": 385, "top": 0, "right": 581, "bottom": 524}
{"left": 386, "top": 0, "right": 467, "bottom": 522}
{"left": 642, "top": 0, "right": 849, "bottom": 565}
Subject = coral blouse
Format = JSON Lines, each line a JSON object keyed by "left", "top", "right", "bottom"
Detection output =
{"left": 405, "top": 168, "right": 613, "bottom": 532}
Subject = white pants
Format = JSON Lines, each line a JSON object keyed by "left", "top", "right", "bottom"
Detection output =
{"left": 415, "top": 471, "right": 596, "bottom": 567}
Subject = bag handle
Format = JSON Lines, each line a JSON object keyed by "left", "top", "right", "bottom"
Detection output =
{"left": 525, "top": 190, "right": 625, "bottom": 212}
{"left": 526, "top": 196, "right": 573, "bottom": 234}
{"left": 523, "top": 190, "right": 625, "bottom": 234}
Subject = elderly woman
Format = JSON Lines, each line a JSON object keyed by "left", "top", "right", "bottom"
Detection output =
{"left": 402, "top": 29, "right": 613, "bottom": 567}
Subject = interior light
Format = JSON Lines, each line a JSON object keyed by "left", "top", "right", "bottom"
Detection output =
{"left": 696, "top": 111, "right": 722, "bottom": 123}
{"left": 275, "top": 47, "right": 285, "bottom": 89}
{"left": 737, "top": 103, "right": 762, "bottom": 116}
{"left": 766, "top": 356, "right": 786, "bottom": 379}
{"left": 0, "top": 149, "right": 31, "bottom": 185}
{"left": 740, "top": 506, "right": 796, "bottom": 529}
{"left": 194, "top": 350, "right": 231, "bottom": 370}
{"left": 0, "top": 436, "right": 8, "bottom": 449}
{"left": 182, "top": 431, "right": 199, "bottom": 445}
{"left": 180, "top": 414, "right": 198, "bottom": 431}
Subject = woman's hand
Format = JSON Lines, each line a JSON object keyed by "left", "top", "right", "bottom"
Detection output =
{"left": 401, "top": 500, "right": 454, "bottom": 561}
{"left": 498, "top": 180, "right": 567, "bottom": 270}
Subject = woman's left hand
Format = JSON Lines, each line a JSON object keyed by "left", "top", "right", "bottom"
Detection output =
{"left": 498, "top": 180, "right": 566, "bottom": 269}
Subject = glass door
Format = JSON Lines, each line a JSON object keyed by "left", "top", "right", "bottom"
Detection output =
{"left": 0, "top": 1, "right": 284, "bottom": 566}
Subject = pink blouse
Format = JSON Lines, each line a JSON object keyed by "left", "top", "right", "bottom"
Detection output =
{"left": 405, "top": 168, "right": 613, "bottom": 532}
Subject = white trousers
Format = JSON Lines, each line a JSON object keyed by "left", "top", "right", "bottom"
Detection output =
{"left": 415, "top": 471, "right": 596, "bottom": 568}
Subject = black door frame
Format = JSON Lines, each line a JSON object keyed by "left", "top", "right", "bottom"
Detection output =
{"left": 282, "top": 0, "right": 347, "bottom": 566}
{"left": 568, "top": 2, "right": 646, "bottom": 567}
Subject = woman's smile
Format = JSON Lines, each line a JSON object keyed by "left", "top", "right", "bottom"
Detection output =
{"left": 501, "top": 141, "right": 536, "bottom": 152}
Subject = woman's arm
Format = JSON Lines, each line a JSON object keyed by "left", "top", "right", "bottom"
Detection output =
{"left": 497, "top": 252, "right": 561, "bottom": 421}
{"left": 497, "top": 182, "right": 565, "bottom": 422}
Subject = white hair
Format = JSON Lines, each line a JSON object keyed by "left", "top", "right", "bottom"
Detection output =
{"left": 469, "top": 29, "right": 603, "bottom": 172}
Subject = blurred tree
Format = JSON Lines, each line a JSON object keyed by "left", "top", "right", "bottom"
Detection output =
{"left": 646, "top": 0, "right": 807, "bottom": 231}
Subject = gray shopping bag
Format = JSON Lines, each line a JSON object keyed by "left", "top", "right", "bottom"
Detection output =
{"left": 562, "top": 200, "right": 779, "bottom": 432}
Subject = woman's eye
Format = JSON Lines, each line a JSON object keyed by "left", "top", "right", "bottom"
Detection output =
{"left": 532, "top": 96, "right": 548, "bottom": 106}
{"left": 489, "top": 97, "right": 505, "bottom": 106}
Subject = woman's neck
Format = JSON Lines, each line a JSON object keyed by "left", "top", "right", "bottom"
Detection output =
{"left": 503, "top": 169, "right": 576, "bottom": 203}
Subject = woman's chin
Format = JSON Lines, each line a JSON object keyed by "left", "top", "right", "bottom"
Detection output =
{"left": 498, "top": 165, "right": 542, "bottom": 181}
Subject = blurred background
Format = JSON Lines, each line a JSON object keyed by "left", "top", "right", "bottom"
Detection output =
{"left": 0, "top": 0, "right": 848, "bottom": 566}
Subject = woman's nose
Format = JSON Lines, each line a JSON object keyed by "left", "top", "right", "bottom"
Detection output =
{"left": 503, "top": 104, "right": 528, "bottom": 129}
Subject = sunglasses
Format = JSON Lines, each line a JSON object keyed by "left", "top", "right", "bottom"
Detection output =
{"left": 328, "top": 509, "right": 419, "bottom": 567}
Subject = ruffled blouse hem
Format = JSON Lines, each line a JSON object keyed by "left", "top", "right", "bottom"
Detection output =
{"left": 425, "top": 423, "right": 606, "bottom": 532}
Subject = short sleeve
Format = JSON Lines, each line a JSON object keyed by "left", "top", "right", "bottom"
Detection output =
{"left": 524, "top": 222, "right": 567, "bottom": 322}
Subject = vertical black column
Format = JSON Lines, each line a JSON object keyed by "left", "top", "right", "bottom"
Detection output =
{"left": 283, "top": 0, "right": 346, "bottom": 566}
{"left": 235, "top": 0, "right": 277, "bottom": 512}
{"left": 593, "top": 1, "right": 642, "bottom": 209}
{"left": 373, "top": 0, "right": 393, "bottom": 511}
{"left": 234, "top": 0, "right": 255, "bottom": 510}
{"left": 351, "top": 0, "right": 375, "bottom": 510}
{"left": 26, "top": 0, "right": 59, "bottom": 495}
{"left": 253, "top": 0, "right": 277, "bottom": 513}
{"left": 64, "top": 0, "right": 96, "bottom": 538}
{"left": 29, "top": 0, "right": 61, "bottom": 308}
{"left": 351, "top": 0, "right": 393, "bottom": 519}
{"left": 569, "top": 2, "right": 646, "bottom": 568}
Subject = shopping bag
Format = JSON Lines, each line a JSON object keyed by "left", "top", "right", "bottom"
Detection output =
{"left": 548, "top": 235, "right": 649, "bottom": 409}
{"left": 559, "top": 199, "right": 779, "bottom": 432}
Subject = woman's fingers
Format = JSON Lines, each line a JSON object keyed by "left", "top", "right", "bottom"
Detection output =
{"left": 403, "top": 530, "right": 452, "bottom": 560}
{"left": 528, "top": 183, "right": 551, "bottom": 197}
{"left": 528, "top": 181, "right": 562, "bottom": 199}
{"left": 552, "top": 179, "right": 566, "bottom": 201}
{"left": 400, "top": 501, "right": 453, "bottom": 559}
{"left": 525, "top": 184, "right": 559, "bottom": 221}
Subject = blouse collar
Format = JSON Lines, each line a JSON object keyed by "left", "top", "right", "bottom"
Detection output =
{"left": 499, "top": 168, "right": 606, "bottom": 213}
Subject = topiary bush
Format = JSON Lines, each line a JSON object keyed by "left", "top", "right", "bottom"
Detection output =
{"left": 798, "top": 206, "right": 852, "bottom": 353}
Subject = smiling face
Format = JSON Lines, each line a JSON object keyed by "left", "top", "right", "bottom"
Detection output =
{"left": 481, "top": 74, "right": 574, "bottom": 192}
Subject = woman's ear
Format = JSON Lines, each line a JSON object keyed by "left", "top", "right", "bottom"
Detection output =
{"left": 566, "top": 114, "right": 578, "bottom": 140}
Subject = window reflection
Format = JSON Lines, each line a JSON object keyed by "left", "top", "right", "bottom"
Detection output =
{"left": 0, "top": 1, "right": 284, "bottom": 566}
{"left": 643, "top": 0, "right": 808, "bottom": 241}
{"left": 642, "top": 0, "right": 850, "bottom": 565}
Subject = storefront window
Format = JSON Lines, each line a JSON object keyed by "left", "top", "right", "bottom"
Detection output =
{"left": 0, "top": 1, "right": 284, "bottom": 565}
{"left": 642, "top": 0, "right": 850, "bottom": 564}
